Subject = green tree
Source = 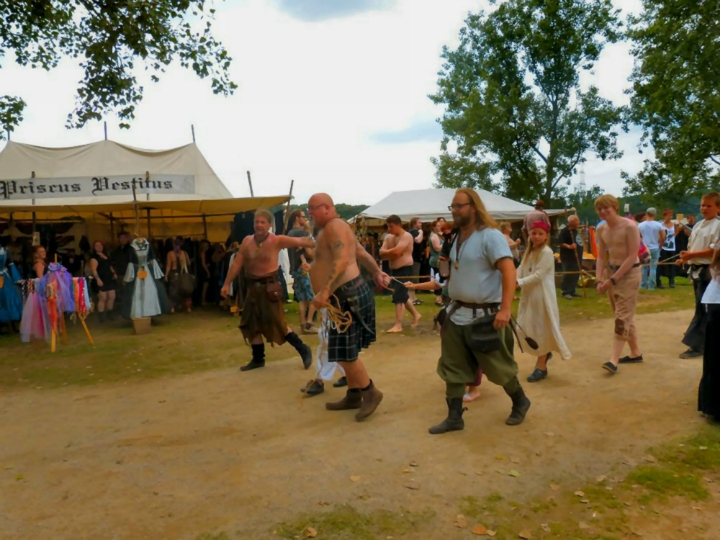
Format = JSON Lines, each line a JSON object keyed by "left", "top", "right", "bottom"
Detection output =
{"left": 430, "top": 0, "right": 625, "bottom": 206}
{"left": 623, "top": 0, "right": 720, "bottom": 200}
{"left": 0, "top": 0, "right": 236, "bottom": 138}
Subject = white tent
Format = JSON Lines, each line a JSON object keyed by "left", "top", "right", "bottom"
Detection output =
{"left": 354, "top": 188, "right": 567, "bottom": 224}
{"left": 0, "top": 139, "right": 231, "bottom": 206}
{"left": 0, "top": 140, "right": 290, "bottom": 242}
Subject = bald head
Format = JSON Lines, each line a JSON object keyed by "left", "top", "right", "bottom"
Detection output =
{"left": 308, "top": 192, "right": 337, "bottom": 228}
{"left": 309, "top": 193, "right": 334, "bottom": 207}
{"left": 568, "top": 215, "right": 580, "bottom": 227}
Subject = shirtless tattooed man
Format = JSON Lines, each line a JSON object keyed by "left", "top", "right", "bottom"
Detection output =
{"left": 221, "top": 209, "right": 315, "bottom": 371}
{"left": 594, "top": 195, "right": 644, "bottom": 374}
{"left": 308, "top": 193, "right": 390, "bottom": 421}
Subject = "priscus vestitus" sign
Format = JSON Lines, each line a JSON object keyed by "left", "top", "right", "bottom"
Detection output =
{"left": 0, "top": 174, "right": 196, "bottom": 201}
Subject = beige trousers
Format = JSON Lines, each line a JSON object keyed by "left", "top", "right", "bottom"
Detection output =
{"left": 608, "top": 267, "right": 641, "bottom": 342}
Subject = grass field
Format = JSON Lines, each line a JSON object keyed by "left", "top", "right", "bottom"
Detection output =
{"left": 0, "top": 278, "right": 696, "bottom": 390}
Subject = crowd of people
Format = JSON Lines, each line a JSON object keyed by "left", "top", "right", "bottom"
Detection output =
{"left": 214, "top": 189, "right": 720, "bottom": 436}
{"left": 0, "top": 231, "right": 237, "bottom": 329}
{"left": 3, "top": 188, "right": 718, "bottom": 434}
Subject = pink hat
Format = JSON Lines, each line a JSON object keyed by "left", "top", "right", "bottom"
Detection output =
{"left": 530, "top": 221, "right": 550, "bottom": 233}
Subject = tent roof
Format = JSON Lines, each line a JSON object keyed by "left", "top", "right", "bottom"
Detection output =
{"left": 356, "top": 188, "right": 567, "bottom": 222}
{"left": 0, "top": 196, "right": 291, "bottom": 223}
{"left": 0, "top": 139, "right": 232, "bottom": 206}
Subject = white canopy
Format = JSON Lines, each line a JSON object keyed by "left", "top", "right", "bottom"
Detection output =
{"left": 355, "top": 188, "right": 567, "bottom": 223}
{"left": 0, "top": 139, "right": 232, "bottom": 207}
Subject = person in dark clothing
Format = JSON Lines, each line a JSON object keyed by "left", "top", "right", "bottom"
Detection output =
{"left": 90, "top": 240, "right": 117, "bottom": 322}
{"left": 111, "top": 231, "right": 132, "bottom": 318}
{"left": 558, "top": 215, "right": 584, "bottom": 299}
{"left": 698, "top": 248, "right": 720, "bottom": 419}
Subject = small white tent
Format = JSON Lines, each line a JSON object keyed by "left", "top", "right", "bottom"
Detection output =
{"left": 355, "top": 188, "right": 567, "bottom": 224}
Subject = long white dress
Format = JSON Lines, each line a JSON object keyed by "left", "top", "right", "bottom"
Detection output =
{"left": 517, "top": 246, "right": 571, "bottom": 360}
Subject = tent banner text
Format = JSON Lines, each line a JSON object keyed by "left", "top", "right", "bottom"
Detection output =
{"left": 0, "top": 175, "right": 196, "bottom": 200}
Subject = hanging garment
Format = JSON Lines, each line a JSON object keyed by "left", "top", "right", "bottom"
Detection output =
{"left": 0, "top": 246, "right": 23, "bottom": 323}
{"left": 122, "top": 238, "right": 170, "bottom": 319}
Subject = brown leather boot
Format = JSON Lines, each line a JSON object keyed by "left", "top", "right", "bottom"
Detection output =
{"left": 355, "top": 381, "right": 383, "bottom": 421}
{"left": 325, "top": 389, "right": 362, "bottom": 411}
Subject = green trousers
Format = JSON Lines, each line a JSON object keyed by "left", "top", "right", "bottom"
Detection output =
{"left": 438, "top": 318, "right": 520, "bottom": 399}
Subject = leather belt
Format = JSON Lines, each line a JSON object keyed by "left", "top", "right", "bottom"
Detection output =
{"left": 248, "top": 274, "right": 278, "bottom": 286}
{"left": 454, "top": 301, "right": 500, "bottom": 318}
{"left": 456, "top": 301, "right": 499, "bottom": 309}
{"left": 608, "top": 263, "right": 641, "bottom": 270}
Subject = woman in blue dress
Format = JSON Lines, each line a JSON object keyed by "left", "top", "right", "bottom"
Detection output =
{"left": 0, "top": 244, "right": 23, "bottom": 324}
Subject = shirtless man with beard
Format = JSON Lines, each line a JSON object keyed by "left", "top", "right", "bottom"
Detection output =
{"left": 221, "top": 209, "right": 315, "bottom": 372}
{"left": 308, "top": 193, "right": 390, "bottom": 421}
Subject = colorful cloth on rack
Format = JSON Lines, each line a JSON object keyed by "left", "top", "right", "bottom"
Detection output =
{"left": 39, "top": 263, "right": 75, "bottom": 314}
{"left": 20, "top": 279, "right": 50, "bottom": 342}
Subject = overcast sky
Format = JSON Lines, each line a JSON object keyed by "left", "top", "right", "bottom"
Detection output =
{"left": 1, "top": 0, "right": 644, "bottom": 206}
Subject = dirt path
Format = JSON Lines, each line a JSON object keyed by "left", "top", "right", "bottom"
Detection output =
{"left": 0, "top": 310, "right": 706, "bottom": 540}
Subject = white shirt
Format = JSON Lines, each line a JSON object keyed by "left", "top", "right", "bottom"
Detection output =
{"left": 688, "top": 218, "right": 720, "bottom": 265}
{"left": 702, "top": 269, "right": 720, "bottom": 304}
{"left": 638, "top": 220, "right": 664, "bottom": 249}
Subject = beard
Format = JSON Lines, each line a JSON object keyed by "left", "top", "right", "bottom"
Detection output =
{"left": 453, "top": 214, "right": 472, "bottom": 228}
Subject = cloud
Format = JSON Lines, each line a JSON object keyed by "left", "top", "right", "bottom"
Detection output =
{"left": 273, "top": 0, "right": 396, "bottom": 21}
{"left": 370, "top": 119, "right": 441, "bottom": 145}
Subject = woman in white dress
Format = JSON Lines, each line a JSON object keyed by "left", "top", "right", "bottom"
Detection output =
{"left": 517, "top": 221, "right": 571, "bottom": 382}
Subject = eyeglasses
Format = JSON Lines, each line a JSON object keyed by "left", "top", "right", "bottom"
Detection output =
{"left": 448, "top": 203, "right": 471, "bottom": 211}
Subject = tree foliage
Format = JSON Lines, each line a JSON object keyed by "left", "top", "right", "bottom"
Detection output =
{"left": 623, "top": 0, "right": 720, "bottom": 199}
{"left": 431, "top": 0, "right": 625, "bottom": 206}
{"left": 0, "top": 0, "right": 237, "bottom": 138}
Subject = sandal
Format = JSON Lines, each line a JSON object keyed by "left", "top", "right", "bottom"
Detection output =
{"left": 527, "top": 368, "right": 547, "bottom": 382}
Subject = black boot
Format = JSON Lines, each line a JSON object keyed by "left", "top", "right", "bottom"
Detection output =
{"left": 98, "top": 311, "right": 106, "bottom": 323}
{"left": 429, "top": 398, "right": 466, "bottom": 435}
{"left": 241, "top": 343, "right": 266, "bottom": 372}
{"left": 505, "top": 386, "right": 531, "bottom": 426}
{"left": 286, "top": 331, "right": 312, "bottom": 369}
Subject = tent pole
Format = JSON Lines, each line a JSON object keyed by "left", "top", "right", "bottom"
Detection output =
{"left": 109, "top": 213, "right": 115, "bottom": 239}
{"left": 31, "top": 171, "right": 36, "bottom": 233}
{"left": 247, "top": 171, "right": 254, "bottom": 197}
{"left": 202, "top": 214, "right": 208, "bottom": 240}
{"left": 104, "top": 121, "right": 108, "bottom": 140}
{"left": 132, "top": 178, "right": 140, "bottom": 237}
{"left": 191, "top": 125, "right": 196, "bottom": 143}
{"left": 282, "top": 180, "right": 294, "bottom": 234}
{"left": 146, "top": 208, "right": 152, "bottom": 239}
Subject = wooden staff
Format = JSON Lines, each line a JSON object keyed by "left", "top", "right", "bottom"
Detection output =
{"left": 574, "top": 238, "right": 586, "bottom": 299}
{"left": 79, "top": 315, "right": 94, "bottom": 345}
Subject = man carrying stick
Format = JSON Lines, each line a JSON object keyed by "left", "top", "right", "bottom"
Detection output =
{"left": 594, "top": 195, "right": 644, "bottom": 373}
{"left": 220, "top": 209, "right": 315, "bottom": 372}
{"left": 308, "top": 193, "right": 390, "bottom": 421}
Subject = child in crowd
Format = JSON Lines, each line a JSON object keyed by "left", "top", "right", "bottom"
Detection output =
{"left": 517, "top": 221, "right": 571, "bottom": 382}
{"left": 678, "top": 192, "right": 720, "bottom": 359}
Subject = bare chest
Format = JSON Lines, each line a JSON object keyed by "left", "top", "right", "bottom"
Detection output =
{"left": 243, "top": 241, "right": 277, "bottom": 272}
